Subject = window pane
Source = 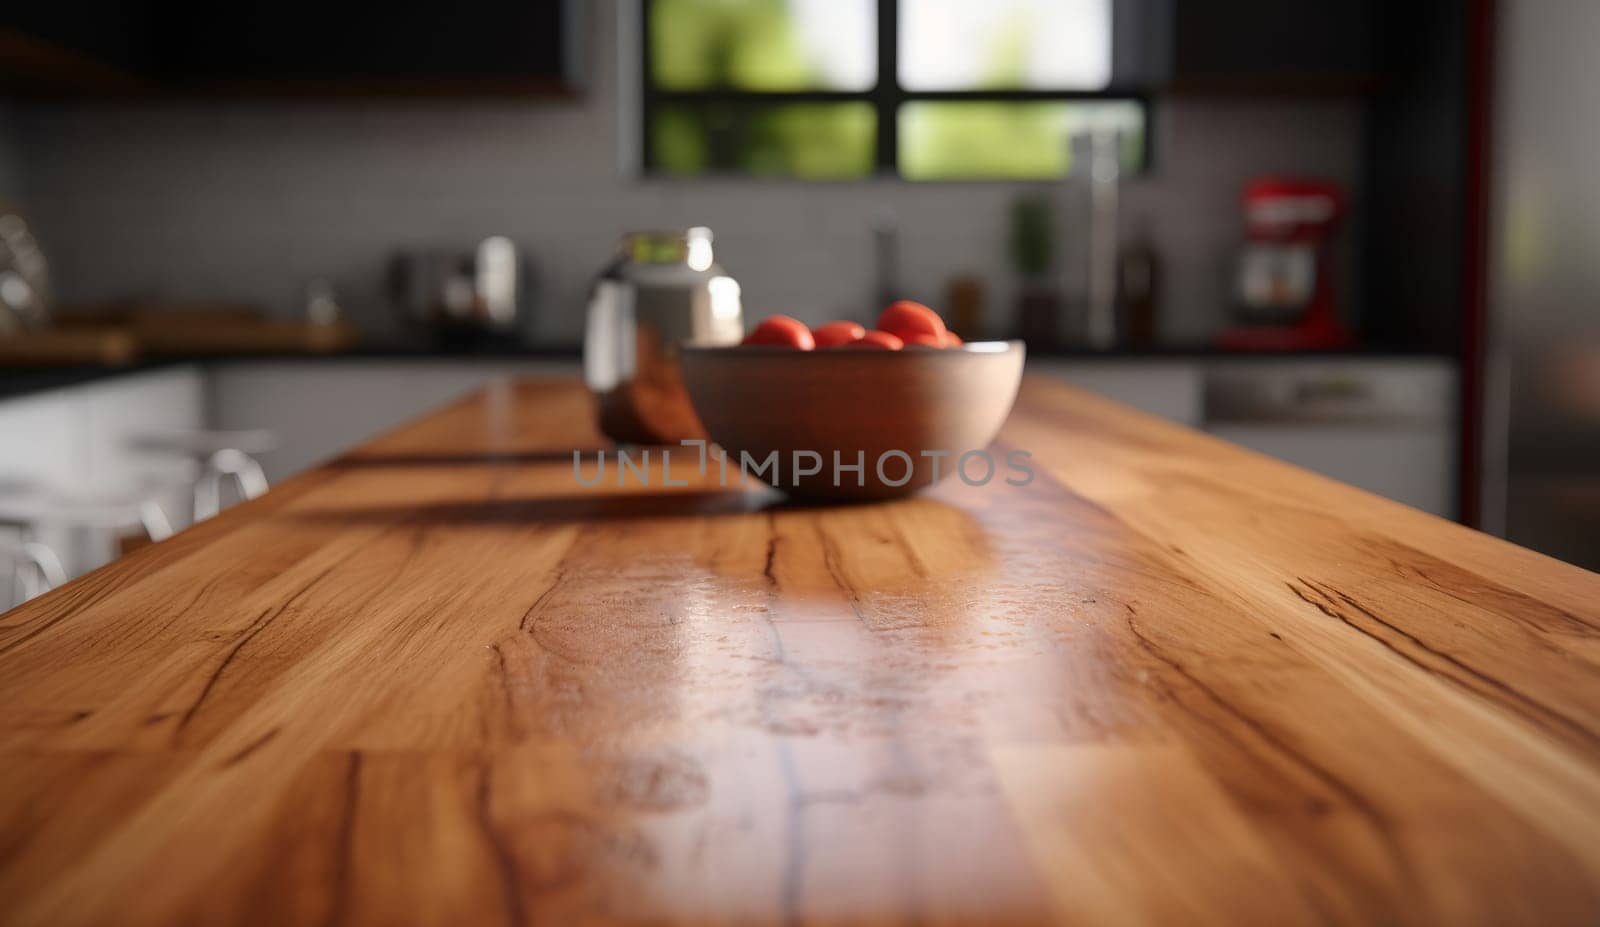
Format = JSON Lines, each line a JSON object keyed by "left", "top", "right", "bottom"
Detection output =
{"left": 651, "top": 103, "right": 877, "bottom": 179}
{"left": 649, "top": 0, "right": 876, "bottom": 91}
{"left": 898, "top": 101, "right": 1143, "bottom": 180}
{"left": 898, "top": 0, "right": 1111, "bottom": 90}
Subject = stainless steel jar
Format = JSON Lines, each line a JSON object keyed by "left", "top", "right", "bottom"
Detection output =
{"left": 584, "top": 228, "right": 743, "bottom": 444}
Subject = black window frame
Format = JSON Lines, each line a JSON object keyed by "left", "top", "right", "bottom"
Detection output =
{"left": 639, "top": 0, "right": 1151, "bottom": 180}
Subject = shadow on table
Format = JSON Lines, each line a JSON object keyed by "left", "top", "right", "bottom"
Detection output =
{"left": 288, "top": 484, "right": 993, "bottom": 527}
{"left": 293, "top": 488, "right": 787, "bottom": 526}
{"left": 292, "top": 486, "right": 1002, "bottom": 604}
{"left": 326, "top": 449, "right": 609, "bottom": 468}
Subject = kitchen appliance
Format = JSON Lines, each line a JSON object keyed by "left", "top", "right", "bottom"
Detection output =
{"left": 1217, "top": 178, "right": 1351, "bottom": 351}
{"left": 390, "top": 237, "right": 530, "bottom": 345}
{"left": 583, "top": 227, "right": 743, "bottom": 445}
{"left": 0, "top": 213, "right": 51, "bottom": 334}
{"left": 1482, "top": 0, "right": 1600, "bottom": 568}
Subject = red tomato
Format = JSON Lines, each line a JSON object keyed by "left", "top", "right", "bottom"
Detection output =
{"left": 841, "top": 330, "right": 904, "bottom": 350}
{"left": 812, "top": 320, "right": 867, "bottom": 348}
{"left": 902, "top": 332, "right": 945, "bottom": 348}
{"left": 877, "top": 300, "right": 946, "bottom": 342}
{"left": 943, "top": 331, "right": 964, "bottom": 347}
{"left": 741, "top": 315, "right": 815, "bottom": 350}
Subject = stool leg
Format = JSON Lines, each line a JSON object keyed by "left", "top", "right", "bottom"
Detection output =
{"left": 193, "top": 467, "right": 223, "bottom": 522}
{"left": 9, "top": 557, "right": 29, "bottom": 606}
{"left": 139, "top": 500, "right": 174, "bottom": 542}
{"left": 7, "top": 553, "right": 23, "bottom": 607}
{"left": 13, "top": 541, "right": 66, "bottom": 604}
{"left": 216, "top": 449, "right": 269, "bottom": 501}
{"left": 193, "top": 450, "right": 270, "bottom": 523}
{"left": 237, "top": 457, "right": 269, "bottom": 499}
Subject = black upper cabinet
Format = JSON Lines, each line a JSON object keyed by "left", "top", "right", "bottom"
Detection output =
{"left": 1168, "top": 0, "right": 1379, "bottom": 93}
{"left": 1, "top": 1, "right": 582, "bottom": 96}
{"left": 0, "top": 5, "right": 159, "bottom": 94}
{"left": 1108, "top": 0, "right": 1380, "bottom": 95}
{"left": 7, "top": 0, "right": 1379, "bottom": 99}
{"left": 156, "top": 3, "right": 580, "bottom": 88}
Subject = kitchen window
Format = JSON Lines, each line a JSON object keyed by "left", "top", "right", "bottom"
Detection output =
{"left": 641, "top": 0, "right": 1148, "bottom": 180}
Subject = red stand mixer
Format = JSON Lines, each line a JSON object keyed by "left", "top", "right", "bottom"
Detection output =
{"left": 1216, "top": 178, "right": 1352, "bottom": 351}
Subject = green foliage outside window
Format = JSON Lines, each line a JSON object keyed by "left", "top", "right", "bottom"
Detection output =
{"left": 650, "top": 0, "right": 867, "bottom": 90}
{"left": 644, "top": 0, "right": 1145, "bottom": 180}
{"left": 653, "top": 104, "right": 876, "bottom": 179}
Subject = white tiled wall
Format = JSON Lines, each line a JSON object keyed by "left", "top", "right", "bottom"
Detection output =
{"left": 3, "top": 5, "right": 1365, "bottom": 345}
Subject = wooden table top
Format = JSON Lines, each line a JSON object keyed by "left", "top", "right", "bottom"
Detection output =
{"left": 3, "top": 376, "right": 1599, "bottom": 926}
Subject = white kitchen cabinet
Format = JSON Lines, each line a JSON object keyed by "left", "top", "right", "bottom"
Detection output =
{"left": 1202, "top": 359, "right": 1458, "bottom": 518}
{"left": 1208, "top": 423, "right": 1456, "bottom": 517}
{"left": 0, "top": 364, "right": 205, "bottom": 496}
{"left": 0, "top": 365, "right": 205, "bottom": 585}
{"left": 208, "top": 360, "right": 579, "bottom": 481}
{"left": 0, "top": 386, "right": 80, "bottom": 493}
{"left": 1036, "top": 356, "right": 1459, "bottom": 518}
{"left": 1030, "top": 360, "right": 1204, "bottom": 425}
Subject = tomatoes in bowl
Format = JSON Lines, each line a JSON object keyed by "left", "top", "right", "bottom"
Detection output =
{"left": 877, "top": 301, "right": 947, "bottom": 344}
{"left": 812, "top": 320, "right": 867, "bottom": 348}
{"left": 738, "top": 302, "right": 964, "bottom": 352}
{"left": 741, "top": 315, "right": 815, "bottom": 350}
{"left": 901, "top": 332, "right": 947, "bottom": 348}
{"left": 841, "top": 330, "right": 905, "bottom": 350}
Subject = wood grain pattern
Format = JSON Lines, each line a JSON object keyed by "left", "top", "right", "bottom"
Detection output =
{"left": 1, "top": 376, "right": 1598, "bottom": 926}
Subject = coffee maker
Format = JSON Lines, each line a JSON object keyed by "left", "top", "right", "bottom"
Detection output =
{"left": 1217, "top": 178, "right": 1351, "bottom": 350}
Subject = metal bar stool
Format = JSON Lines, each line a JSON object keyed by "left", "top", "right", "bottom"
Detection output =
{"left": 128, "top": 430, "right": 276, "bottom": 523}
{"left": 0, "top": 491, "right": 174, "bottom": 608}
{"left": 1, "top": 535, "right": 67, "bottom": 605}
{"left": 193, "top": 448, "right": 271, "bottom": 521}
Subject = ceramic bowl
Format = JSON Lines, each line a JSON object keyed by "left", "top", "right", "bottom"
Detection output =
{"left": 680, "top": 341, "right": 1025, "bottom": 500}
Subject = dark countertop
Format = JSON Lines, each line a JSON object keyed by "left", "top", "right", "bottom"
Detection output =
{"left": 0, "top": 341, "right": 1457, "bottom": 403}
{"left": 0, "top": 344, "right": 586, "bottom": 401}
